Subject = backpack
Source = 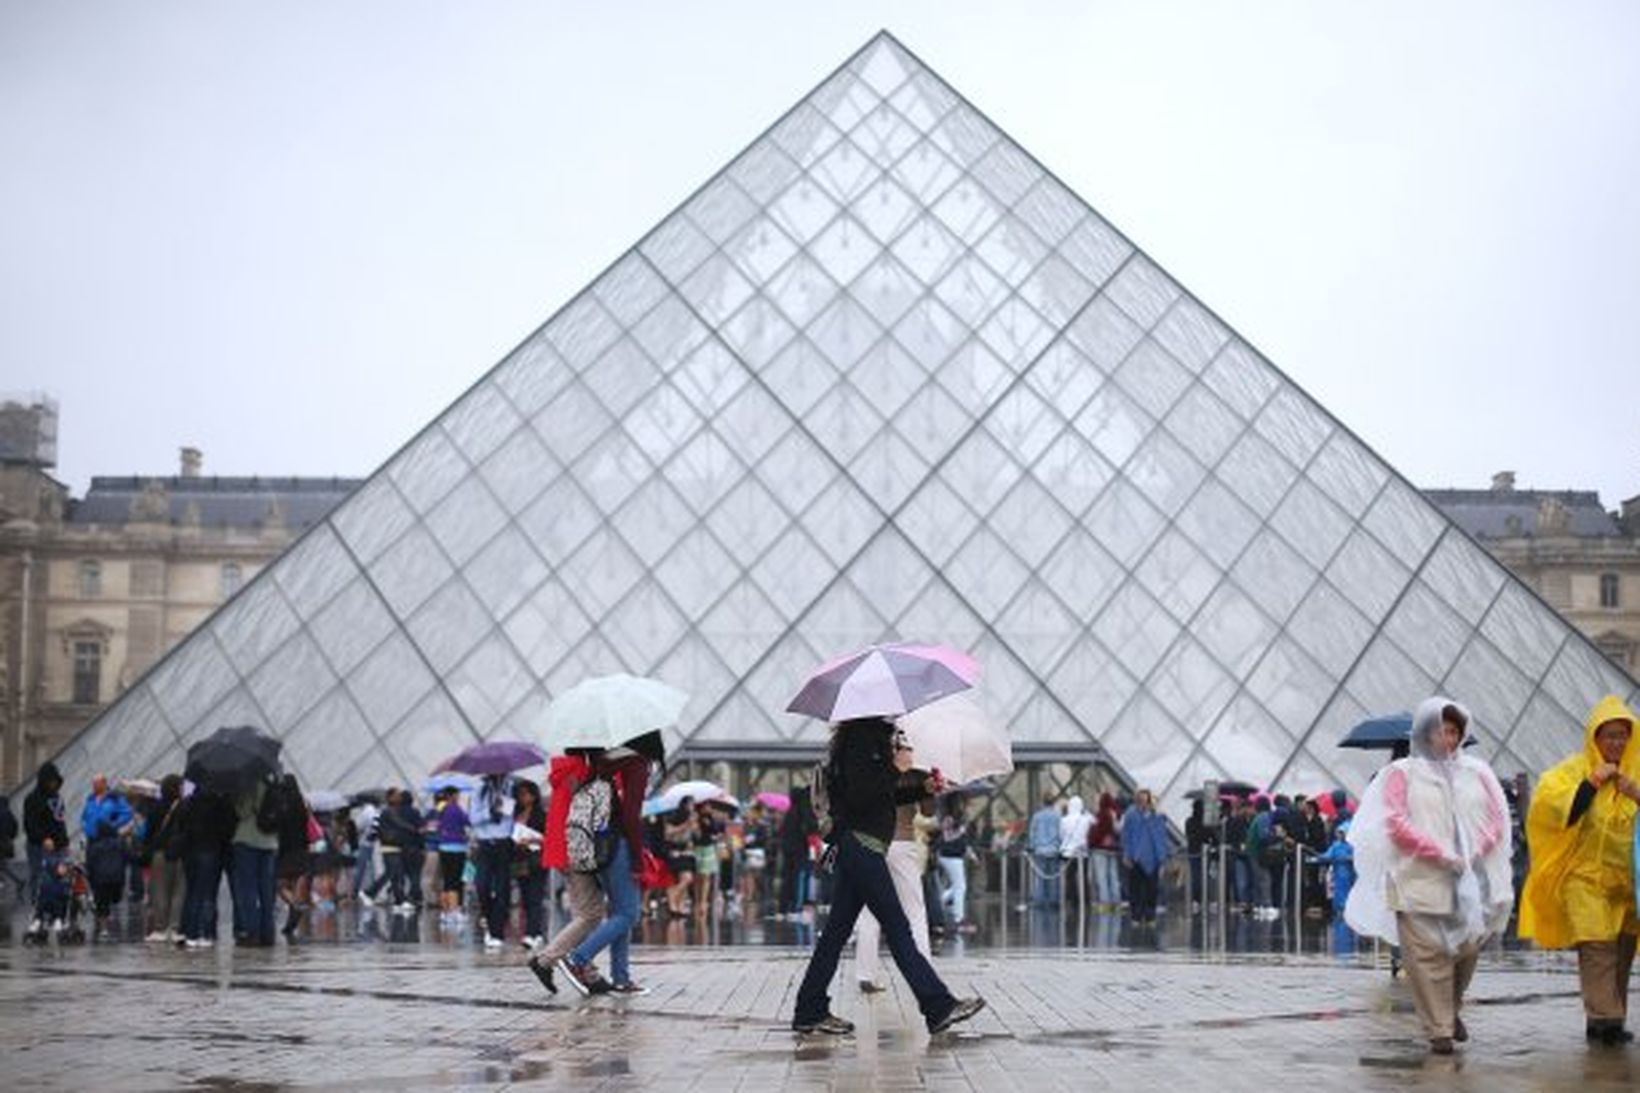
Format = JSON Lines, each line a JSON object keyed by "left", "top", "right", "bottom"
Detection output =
{"left": 565, "top": 776, "right": 615, "bottom": 874}
{"left": 255, "top": 782, "right": 288, "bottom": 834}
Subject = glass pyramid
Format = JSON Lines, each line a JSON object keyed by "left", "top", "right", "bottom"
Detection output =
{"left": 42, "top": 33, "right": 1639, "bottom": 818}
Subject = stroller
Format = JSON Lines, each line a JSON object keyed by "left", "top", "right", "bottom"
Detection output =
{"left": 24, "top": 855, "right": 88, "bottom": 945}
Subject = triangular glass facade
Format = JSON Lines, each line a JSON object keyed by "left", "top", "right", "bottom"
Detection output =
{"left": 43, "top": 33, "right": 1639, "bottom": 817}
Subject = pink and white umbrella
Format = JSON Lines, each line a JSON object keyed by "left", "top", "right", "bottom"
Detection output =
{"left": 786, "top": 642, "right": 979, "bottom": 722}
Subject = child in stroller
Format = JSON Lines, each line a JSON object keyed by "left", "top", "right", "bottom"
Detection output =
{"left": 25, "top": 837, "right": 87, "bottom": 944}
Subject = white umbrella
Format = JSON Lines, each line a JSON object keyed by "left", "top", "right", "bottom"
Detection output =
{"left": 305, "top": 789, "right": 350, "bottom": 813}
{"left": 643, "top": 780, "right": 739, "bottom": 817}
{"left": 541, "top": 674, "right": 688, "bottom": 752}
{"left": 896, "top": 693, "right": 1013, "bottom": 785}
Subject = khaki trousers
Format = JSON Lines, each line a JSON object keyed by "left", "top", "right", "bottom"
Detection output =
{"left": 1396, "top": 913, "right": 1481, "bottom": 1041}
{"left": 1576, "top": 931, "right": 1638, "bottom": 1024}
{"left": 540, "top": 872, "right": 603, "bottom": 963}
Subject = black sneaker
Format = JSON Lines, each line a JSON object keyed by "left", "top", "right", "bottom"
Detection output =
{"left": 1601, "top": 1026, "right": 1634, "bottom": 1046}
{"left": 792, "top": 1013, "right": 855, "bottom": 1035}
{"left": 555, "top": 957, "right": 609, "bottom": 997}
{"left": 528, "top": 957, "right": 557, "bottom": 995}
{"left": 928, "top": 996, "right": 986, "bottom": 1035}
{"left": 1453, "top": 1016, "right": 1468, "bottom": 1043}
{"left": 609, "top": 980, "right": 649, "bottom": 996}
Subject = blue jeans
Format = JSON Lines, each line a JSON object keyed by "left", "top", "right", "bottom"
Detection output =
{"left": 183, "top": 849, "right": 224, "bottom": 940}
{"left": 569, "top": 840, "right": 639, "bottom": 985}
{"left": 794, "top": 834, "right": 957, "bottom": 1027}
{"left": 353, "top": 843, "right": 376, "bottom": 898}
{"left": 230, "top": 845, "right": 276, "bottom": 944}
{"left": 1033, "top": 853, "right": 1061, "bottom": 907}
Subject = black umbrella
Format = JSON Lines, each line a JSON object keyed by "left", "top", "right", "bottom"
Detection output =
{"left": 185, "top": 725, "right": 281, "bottom": 796}
{"left": 1340, "top": 713, "right": 1478, "bottom": 752}
{"left": 1184, "top": 780, "right": 1260, "bottom": 800}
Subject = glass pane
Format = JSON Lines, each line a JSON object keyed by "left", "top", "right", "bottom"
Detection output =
{"left": 706, "top": 476, "right": 788, "bottom": 569}
{"left": 800, "top": 477, "right": 881, "bottom": 566}
{"left": 985, "top": 385, "right": 1058, "bottom": 466}
{"left": 974, "top": 213, "right": 1049, "bottom": 286}
{"left": 890, "top": 212, "right": 964, "bottom": 283}
{"left": 1195, "top": 582, "right": 1278, "bottom": 678}
{"left": 853, "top": 337, "right": 929, "bottom": 421}
{"left": 1344, "top": 636, "right": 1436, "bottom": 716}
{"left": 652, "top": 526, "right": 739, "bottom": 621}
{"left": 1203, "top": 693, "right": 1297, "bottom": 788}
{"left": 1421, "top": 531, "right": 1505, "bottom": 624}
{"left": 639, "top": 214, "right": 715, "bottom": 283}
{"left": 751, "top": 527, "right": 833, "bottom": 621}
{"left": 1253, "top": 388, "right": 1331, "bottom": 469}
{"left": 309, "top": 578, "right": 396, "bottom": 676}
{"left": 611, "top": 478, "right": 697, "bottom": 567}
{"left": 844, "top": 531, "right": 935, "bottom": 629}
{"left": 1362, "top": 478, "right": 1446, "bottom": 570}
{"left": 1072, "top": 383, "right": 1153, "bottom": 468}
{"left": 1325, "top": 528, "right": 1412, "bottom": 622}
{"left": 1049, "top": 636, "right": 1139, "bottom": 741}
{"left": 1033, "top": 526, "right": 1121, "bottom": 621}
{"left": 677, "top": 252, "right": 756, "bottom": 326}
{"left": 1444, "top": 636, "right": 1535, "bottom": 740}
{"left": 1216, "top": 432, "right": 1298, "bottom": 520}
{"left": 1479, "top": 582, "right": 1566, "bottom": 683}
{"left": 1153, "top": 298, "right": 1229, "bottom": 373}
{"left": 1055, "top": 210, "right": 1131, "bottom": 288}
{"left": 531, "top": 381, "right": 615, "bottom": 466}
{"left": 369, "top": 525, "right": 453, "bottom": 618}
{"left": 986, "top": 474, "right": 1072, "bottom": 568}
{"left": 1091, "top": 582, "right": 1180, "bottom": 679}
{"left": 1124, "top": 429, "right": 1207, "bottom": 517}
{"left": 977, "top": 295, "right": 1052, "bottom": 370}
{"left": 1149, "top": 638, "right": 1239, "bottom": 739}
{"left": 934, "top": 252, "right": 1007, "bottom": 327}
{"left": 572, "top": 430, "right": 651, "bottom": 517}
{"left": 604, "top": 579, "right": 690, "bottom": 674}
{"left": 889, "top": 137, "right": 962, "bottom": 203}
{"left": 271, "top": 525, "right": 356, "bottom": 621}
{"left": 1307, "top": 432, "right": 1388, "bottom": 519}
{"left": 465, "top": 525, "right": 548, "bottom": 620}
{"left": 755, "top": 428, "right": 833, "bottom": 513}
{"left": 517, "top": 475, "right": 602, "bottom": 565}
{"left": 424, "top": 475, "right": 508, "bottom": 566}
{"left": 1382, "top": 580, "right": 1473, "bottom": 684}
{"left": 935, "top": 341, "right": 1011, "bottom": 419}
{"left": 654, "top": 631, "right": 739, "bottom": 731}
{"left": 1542, "top": 639, "right": 1635, "bottom": 725}
{"left": 1065, "top": 295, "right": 1143, "bottom": 375}
{"left": 441, "top": 382, "right": 522, "bottom": 465}
{"left": 556, "top": 527, "right": 644, "bottom": 618}
{"left": 100, "top": 686, "right": 175, "bottom": 771}
{"left": 1504, "top": 691, "right": 1583, "bottom": 777}
{"left": 770, "top": 101, "right": 845, "bottom": 169}
{"left": 626, "top": 382, "right": 704, "bottom": 467}
{"left": 995, "top": 578, "right": 1078, "bottom": 669}
{"left": 493, "top": 333, "right": 572, "bottom": 418}
{"left": 503, "top": 577, "right": 593, "bottom": 680}
{"left": 938, "top": 430, "right": 1021, "bottom": 516}
{"left": 592, "top": 252, "right": 670, "bottom": 328}
{"left": 805, "top": 383, "right": 884, "bottom": 466}
{"left": 968, "top": 634, "right": 1038, "bottom": 722}
{"left": 331, "top": 476, "right": 416, "bottom": 565}
{"left": 716, "top": 382, "right": 791, "bottom": 468}
{"left": 854, "top": 176, "right": 918, "bottom": 244}
{"left": 764, "top": 254, "right": 840, "bottom": 329}
{"left": 478, "top": 426, "right": 555, "bottom": 516}
{"left": 898, "top": 477, "right": 980, "bottom": 566}
{"left": 1030, "top": 430, "right": 1115, "bottom": 519}
{"left": 448, "top": 634, "right": 536, "bottom": 739}
{"left": 728, "top": 140, "right": 802, "bottom": 208}
{"left": 545, "top": 295, "right": 622, "bottom": 373}
{"left": 666, "top": 428, "right": 747, "bottom": 515}
{"left": 810, "top": 136, "right": 878, "bottom": 205}
{"left": 893, "top": 297, "right": 967, "bottom": 373}
{"left": 700, "top": 580, "right": 787, "bottom": 676}
{"left": 1232, "top": 529, "right": 1318, "bottom": 625}
{"left": 1173, "top": 476, "right": 1261, "bottom": 570}
{"left": 1113, "top": 339, "right": 1193, "bottom": 420}
{"left": 346, "top": 632, "right": 435, "bottom": 736}
{"left": 930, "top": 176, "right": 1003, "bottom": 246}
{"left": 683, "top": 174, "right": 759, "bottom": 245}
{"left": 1163, "top": 384, "right": 1242, "bottom": 470}
{"left": 763, "top": 337, "right": 838, "bottom": 418}
{"left": 1134, "top": 528, "right": 1220, "bottom": 622}
{"left": 1104, "top": 256, "right": 1180, "bottom": 331}
{"left": 1111, "top": 693, "right": 1193, "bottom": 793}
{"left": 971, "top": 140, "right": 1042, "bottom": 206}
{"left": 852, "top": 254, "right": 920, "bottom": 328}
{"left": 248, "top": 632, "right": 336, "bottom": 730}
{"left": 583, "top": 337, "right": 660, "bottom": 419}
{"left": 631, "top": 295, "right": 712, "bottom": 375}
{"left": 406, "top": 578, "right": 492, "bottom": 675}
{"left": 286, "top": 689, "right": 379, "bottom": 789}
{"left": 770, "top": 174, "right": 842, "bottom": 244}
{"left": 1285, "top": 580, "right": 1375, "bottom": 681}
{"left": 946, "top": 527, "right": 1030, "bottom": 618}
{"left": 1025, "top": 341, "right": 1102, "bottom": 419}
{"left": 1245, "top": 637, "right": 1334, "bottom": 738}
{"left": 1271, "top": 479, "right": 1353, "bottom": 572}
{"left": 213, "top": 577, "right": 301, "bottom": 676}
{"left": 809, "top": 295, "right": 883, "bottom": 372}
{"left": 1201, "top": 341, "right": 1278, "bottom": 421}
{"left": 895, "top": 578, "right": 987, "bottom": 650}
{"left": 723, "top": 214, "right": 799, "bottom": 288}
{"left": 1082, "top": 479, "right": 1166, "bottom": 568}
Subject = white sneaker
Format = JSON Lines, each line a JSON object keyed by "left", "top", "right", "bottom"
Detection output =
{"left": 523, "top": 935, "right": 543, "bottom": 950}
{"left": 357, "top": 892, "right": 375, "bottom": 907}
{"left": 483, "top": 934, "right": 504, "bottom": 951}
{"left": 145, "top": 931, "right": 166, "bottom": 942}
{"left": 27, "top": 918, "right": 41, "bottom": 933}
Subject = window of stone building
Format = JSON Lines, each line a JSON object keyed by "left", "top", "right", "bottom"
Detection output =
{"left": 72, "top": 641, "right": 101, "bottom": 705}
{"left": 221, "top": 562, "right": 243, "bottom": 599}
{"left": 1600, "top": 573, "right": 1620, "bottom": 609}
{"left": 78, "top": 559, "right": 102, "bottom": 598}
{"left": 130, "top": 559, "right": 164, "bottom": 598}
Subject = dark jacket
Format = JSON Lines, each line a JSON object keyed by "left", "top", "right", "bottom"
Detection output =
{"left": 177, "top": 790, "right": 237, "bottom": 856}
{"left": 782, "top": 787, "right": 818, "bottom": 851}
{"left": 23, "top": 762, "right": 68, "bottom": 849}
{"left": 0, "top": 795, "right": 17, "bottom": 856}
{"left": 831, "top": 718, "right": 924, "bottom": 848}
{"left": 378, "top": 802, "right": 423, "bottom": 853}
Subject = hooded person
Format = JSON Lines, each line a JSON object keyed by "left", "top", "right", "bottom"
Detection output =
{"left": 1517, "top": 694, "right": 1640, "bottom": 1046}
{"left": 1059, "top": 795, "right": 1092, "bottom": 859}
{"left": 1344, "top": 696, "right": 1512, "bottom": 1055}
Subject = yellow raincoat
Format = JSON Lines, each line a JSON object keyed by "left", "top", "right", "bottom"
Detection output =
{"left": 1518, "top": 695, "right": 1640, "bottom": 949}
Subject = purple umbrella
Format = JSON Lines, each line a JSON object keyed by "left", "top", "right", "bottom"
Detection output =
{"left": 787, "top": 642, "right": 979, "bottom": 722}
{"left": 432, "top": 740, "right": 545, "bottom": 776}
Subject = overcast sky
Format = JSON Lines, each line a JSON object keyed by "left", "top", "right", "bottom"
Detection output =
{"left": 3, "top": 1, "right": 1637, "bottom": 509}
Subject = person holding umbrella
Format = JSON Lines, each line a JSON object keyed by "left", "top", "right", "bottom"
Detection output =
{"left": 1518, "top": 695, "right": 1640, "bottom": 1046}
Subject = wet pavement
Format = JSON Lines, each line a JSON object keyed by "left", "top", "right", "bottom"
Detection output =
{"left": 0, "top": 897, "right": 1635, "bottom": 1091}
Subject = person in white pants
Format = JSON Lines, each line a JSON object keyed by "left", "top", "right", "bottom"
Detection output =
{"left": 855, "top": 756, "right": 940, "bottom": 991}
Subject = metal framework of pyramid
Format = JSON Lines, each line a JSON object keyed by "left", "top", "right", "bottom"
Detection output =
{"left": 39, "top": 32, "right": 1639, "bottom": 817}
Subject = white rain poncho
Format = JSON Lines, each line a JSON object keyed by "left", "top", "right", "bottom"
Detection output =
{"left": 1344, "top": 696, "right": 1514, "bottom": 953}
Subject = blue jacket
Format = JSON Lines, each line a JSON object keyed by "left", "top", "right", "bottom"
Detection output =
{"left": 1028, "top": 806, "right": 1061, "bottom": 856}
{"left": 1121, "top": 807, "right": 1170, "bottom": 875}
{"left": 81, "top": 792, "right": 133, "bottom": 841}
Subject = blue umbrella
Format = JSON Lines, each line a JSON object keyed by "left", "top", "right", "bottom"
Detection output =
{"left": 422, "top": 772, "right": 477, "bottom": 794}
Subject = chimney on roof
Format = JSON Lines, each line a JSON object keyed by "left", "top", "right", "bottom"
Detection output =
{"left": 1491, "top": 471, "right": 1516, "bottom": 493}
{"left": 179, "top": 446, "right": 202, "bottom": 479}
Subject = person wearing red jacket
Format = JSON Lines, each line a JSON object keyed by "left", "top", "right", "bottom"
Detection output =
{"left": 528, "top": 756, "right": 603, "bottom": 994}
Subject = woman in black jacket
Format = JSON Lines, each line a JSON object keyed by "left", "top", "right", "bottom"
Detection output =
{"left": 790, "top": 717, "right": 985, "bottom": 1036}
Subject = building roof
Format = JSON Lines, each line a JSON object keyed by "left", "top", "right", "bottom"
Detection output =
{"left": 1424, "top": 489, "right": 1620, "bottom": 540}
{"left": 66, "top": 475, "right": 361, "bottom": 531}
